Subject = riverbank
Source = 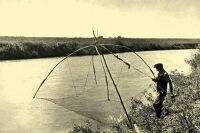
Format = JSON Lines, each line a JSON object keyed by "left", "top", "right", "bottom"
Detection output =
{"left": 0, "top": 49, "right": 197, "bottom": 133}
{"left": 69, "top": 49, "right": 200, "bottom": 133}
{"left": 0, "top": 36, "right": 199, "bottom": 60}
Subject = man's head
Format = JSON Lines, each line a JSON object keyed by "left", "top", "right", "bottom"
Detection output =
{"left": 154, "top": 63, "right": 164, "bottom": 72}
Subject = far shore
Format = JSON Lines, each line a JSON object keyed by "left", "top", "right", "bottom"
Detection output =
{"left": 0, "top": 36, "right": 199, "bottom": 60}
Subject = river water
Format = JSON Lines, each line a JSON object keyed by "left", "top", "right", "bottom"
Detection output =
{"left": 0, "top": 49, "right": 197, "bottom": 133}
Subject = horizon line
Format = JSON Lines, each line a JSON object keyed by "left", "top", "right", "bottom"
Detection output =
{"left": 0, "top": 35, "right": 200, "bottom": 40}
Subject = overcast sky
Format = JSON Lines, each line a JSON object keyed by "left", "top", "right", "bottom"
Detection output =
{"left": 0, "top": 0, "right": 199, "bottom": 38}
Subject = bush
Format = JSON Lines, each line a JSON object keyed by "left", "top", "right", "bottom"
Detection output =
{"left": 68, "top": 121, "right": 106, "bottom": 133}
{"left": 0, "top": 38, "right": 198, "bottom": 60}
{"left": 68, "top": 49, "right": 200, "bottom": 133}
{"left": 0, "top": 41, "right": 82, "bottom": 60}
{"left": 129, "top": 49, "right": 200, "bottom": 133}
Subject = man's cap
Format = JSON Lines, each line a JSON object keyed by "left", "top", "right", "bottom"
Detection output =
{"left": 154, "top": 63, "right": 163, "bottom": 68}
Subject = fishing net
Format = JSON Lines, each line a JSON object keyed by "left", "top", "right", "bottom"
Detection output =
{"left": 34, "top": 45, "right": 153, "bottom": 125}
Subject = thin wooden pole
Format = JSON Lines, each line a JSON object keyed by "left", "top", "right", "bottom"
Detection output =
{"left": 92, "top": 55, "right": 98, "bottom": 85}
{"left": 96, "top": 50, "right": 110, "bottom": 101}
{"left": 94, "top": 46, "right": 135, "bottom": 132}
{"left": 92, "top": 31, "right": 110, "bottom": 100}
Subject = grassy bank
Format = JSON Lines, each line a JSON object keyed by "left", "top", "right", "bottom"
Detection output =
{"left": 68, "top": 49, "right": 200, "bottom": 133}
{"left": 0, "top": 36, "right": 199, "bottom": 60}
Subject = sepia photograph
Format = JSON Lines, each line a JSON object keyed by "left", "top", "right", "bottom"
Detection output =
{"left": 0, "top": 0, "right": 200, "bottom": 133}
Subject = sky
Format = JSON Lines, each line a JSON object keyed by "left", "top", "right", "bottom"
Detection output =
{"left": 0, "top": 0, "right": 199, "bottom": 38}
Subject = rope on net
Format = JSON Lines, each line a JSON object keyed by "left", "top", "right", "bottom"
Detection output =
{"left": 100, "top": 45, "right": 152, "bottom": 79}
{"left": 33, "top": 45, "right": 94, "bottom": 98}
{"left": 100, "top": 43, "right": 155, "bottom": 79}
{"left": 67, "top": 58, "right": 78, "bottom": 96}
{"left": 82, "top": 56, "right": 93, "bottom": 93}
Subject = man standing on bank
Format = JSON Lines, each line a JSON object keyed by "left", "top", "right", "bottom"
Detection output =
{"left": 152, "top": 63, "right": 174, "bottom": 119}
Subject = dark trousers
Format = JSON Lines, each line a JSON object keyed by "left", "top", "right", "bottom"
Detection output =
{"left": 153, "top": 92, "right": 166, "bottom": 118}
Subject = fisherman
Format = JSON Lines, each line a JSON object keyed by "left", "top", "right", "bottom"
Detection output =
{"left": 152, "top": 63, "right": 174, "bottom": 119}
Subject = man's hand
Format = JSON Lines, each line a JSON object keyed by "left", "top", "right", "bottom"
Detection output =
{"left": 152, "top": 78, "right": 157, "bottom": 82}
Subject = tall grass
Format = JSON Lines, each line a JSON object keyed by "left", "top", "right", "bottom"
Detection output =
{"left": 0, "top": 41, "right": 81, "bottom": 60}
{"left": 0, "top": 37, "right": 198, "bottom": 60}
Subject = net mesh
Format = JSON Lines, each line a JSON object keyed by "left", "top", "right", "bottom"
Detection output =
{"left": 35, "top": 49, "right": 152, "bottom": 124}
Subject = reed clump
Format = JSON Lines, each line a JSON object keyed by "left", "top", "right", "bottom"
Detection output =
{"left": 0, "top": 37, "right": 198, "bottom": 60}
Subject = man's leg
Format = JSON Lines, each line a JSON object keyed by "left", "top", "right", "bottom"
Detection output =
{"left": 157, "top": 103, "right": 163, "bottom": 118}
{"left": 153, "top": 93, "right": 166, "bottom": 119}
{"left": 153, "top": 103, "right": 162, "bottom": 118}
{"left": 157, "top": 93, "right": 166, "bottom": 118}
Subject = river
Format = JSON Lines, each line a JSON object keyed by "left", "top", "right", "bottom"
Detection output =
{"left": 0, "top": 49, "right": 197, "bottom": 133}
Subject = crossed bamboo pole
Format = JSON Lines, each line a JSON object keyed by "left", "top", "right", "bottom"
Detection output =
{"left": 92, "top": 31, "right": 136, "bottom": 132}
{"left": 32, "top": 31, "right": 148, "bottom": 132}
